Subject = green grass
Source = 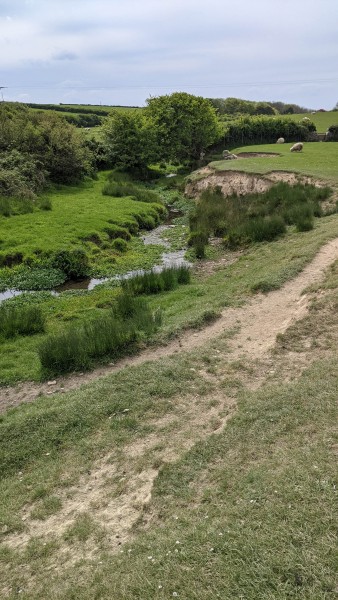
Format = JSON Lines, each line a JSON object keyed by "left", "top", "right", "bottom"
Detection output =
{"left": 208, "top": 141, "right": 338, "bottom": 183}
{"left": 1, "top": 211, "right": 338, "bottom": 385}
{"left": 279, "top": 110, "right": 338, "bottom": 132}
{"left": 0, "top": 266, "right": 337, "bottom": 597}
{"left": 0, "top": 172, "right": 164, "bottom": 261}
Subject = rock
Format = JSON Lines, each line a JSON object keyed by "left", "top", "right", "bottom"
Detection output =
{"left": 47, "top": 380, "right": 57, "bottom": 386}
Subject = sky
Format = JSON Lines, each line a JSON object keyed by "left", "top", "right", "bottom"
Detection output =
{"left": 0, "top": 0, "right": 337, "bottom": 109}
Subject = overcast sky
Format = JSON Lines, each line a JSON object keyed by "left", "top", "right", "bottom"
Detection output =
{"left": 1, "top": 0, "right": 337, "bottom": 108}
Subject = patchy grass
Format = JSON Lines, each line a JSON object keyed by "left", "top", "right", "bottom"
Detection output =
{"left": 0, "top": 171, "right": 165, "bottom": 277}
{"left": 1, "top": 212, "right": 338, "bottom": 384}
{"left": 0, "top": 262, "right": 337, "bottom": 597}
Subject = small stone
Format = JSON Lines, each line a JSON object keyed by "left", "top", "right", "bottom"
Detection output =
{"left": 47, "top": 380, "right": 57, "bottom": 386}
{"left": 122, "top": 408, "right": 130, "bottom": 413}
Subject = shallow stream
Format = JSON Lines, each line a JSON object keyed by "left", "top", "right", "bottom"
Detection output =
{"left": 0, "top": 209, "right": 189, "bottom": 303}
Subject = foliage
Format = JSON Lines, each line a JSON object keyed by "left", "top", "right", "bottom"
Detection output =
{"left": 326, "top": 124, "right": 338, "bottom": 141}
{"left": 0, "top": 304, "right": 45, "bottom": 338}
{"left": 38, "top": 292, "right": 161, "bottom": 375}
{"left": 0, "top": 266, "right": 66, "bottom": 291}
{"left": 50, "top": 249, "right": 90, "bottom": 280}
{"left": 146, "top": 92, "right": 222, "bottom": 164}
{"left": 0, "top": 150, "right": 47, "bottom": 199}
{"left": 103, "top": 110, "right": 158, "bottom": 172}
{"left": 121, "top": 266, "right": 191, "bottom": 295}
{"left": 189, "top": 182, "right": 329, "bottom": 254}
{"left": 209, "top": 97, "right": 277, "bottom": 116}
{"left": 223, "top": 115, "right": 315, "bottom": 145}
{"left": 0, "top": 103, "right": 94, "bottom": 186}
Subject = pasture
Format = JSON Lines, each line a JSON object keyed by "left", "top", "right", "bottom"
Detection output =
{"left": 279, "top": 110, "right": 338, "bottom": 132}
{"left": 209, "top": 141, "right": 338, "bottom": 183}
{"left": 1, "top": 134, "right": 338, "bottom": 598}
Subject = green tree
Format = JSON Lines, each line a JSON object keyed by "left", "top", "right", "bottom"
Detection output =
{"left": 103, "top": 110, "right": 158, "bottom": 172}
{"left": 146, "top": 92, "right": 222, "bottom": 164}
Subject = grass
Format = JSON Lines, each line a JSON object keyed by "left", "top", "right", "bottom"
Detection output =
{"left": 279, "top": 110, "right": 338, "bottom": 132}
{"left": 0, "top": 259, "right": 337, "bottom": 597}
{"left": 0, "top": 304, "right": 45, "bottom": 339}
{"left": 208, "top": 141, "right": 338, "bottom": 183}
{"left": 1, "top": 210, "right": 338, "bottom": 385}
{"left": 0, "top": 171, "right": 165, "bottom": 278}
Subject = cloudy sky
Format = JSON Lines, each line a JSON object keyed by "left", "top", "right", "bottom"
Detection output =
{"left": 0, "top": 0, "right": 337, "bottom": 108}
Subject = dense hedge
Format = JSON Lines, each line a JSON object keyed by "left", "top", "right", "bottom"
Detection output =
{"left": 223, "top": 115, "right": 316, "bottom": 145}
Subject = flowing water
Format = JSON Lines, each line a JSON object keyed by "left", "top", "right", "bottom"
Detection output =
{"left": 0, "top": 209, "right": 188, "bottom": 303}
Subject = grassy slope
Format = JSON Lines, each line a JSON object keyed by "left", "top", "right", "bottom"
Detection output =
{"left": 209, "top": 141, "right": 338, "bottom": 183}
{"left": 279, "top": 110, "right": 338, "bottom": 132}
{"left": 0, "top": 254, "right": 337, "bottom": 598}
{"left": 0, "top": 172, "right": 162, "bottom": 259}
{"left": 2, "top": 212, "right": 338, "bottom": 385}
{"left": 1, "top": 144, "right": 338, "bottom": 597}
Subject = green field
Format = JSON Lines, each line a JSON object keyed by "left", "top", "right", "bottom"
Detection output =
{"left": 0, "top": 172, "right": 164, "bottom": 271}
{"left": 1, "top": 133, "right": 338, "bottom": 598}
{"left": 279, "top": 110, "right": 338, "bottom": 132}
{"left": 208, "top": 141, "right": 338, "bottom": 183}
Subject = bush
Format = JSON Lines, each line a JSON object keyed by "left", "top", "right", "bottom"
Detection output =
{"left": 50, "top": 249, "right": 90, "bottom": 280}
{"left": 0, "top": 304, "right": 45, "bottom": 338}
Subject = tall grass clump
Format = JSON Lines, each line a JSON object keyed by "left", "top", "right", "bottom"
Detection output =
{"left": 0, "top": 304, "right": 45, "bottom": 338}
{"left": 122, "top": 266, "right": 191, "bottom": 296}
{"left": 189, "top": 182, "right": 331, "bottom": 256}
{"left": 102, "top": 177, "right": 162, "bottom": 204}
{"left": 38, "top": 292, "right": 161, "bottom": 375}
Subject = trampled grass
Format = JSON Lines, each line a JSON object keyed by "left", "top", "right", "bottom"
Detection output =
{"left": 209, "top": 141, "right": 338, "bottom": 183}
{"left": 0, "top": 257, "right": 337, "bottom": 598}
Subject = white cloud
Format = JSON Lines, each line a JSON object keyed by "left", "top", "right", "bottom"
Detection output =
{"left": 1, "top": 0, "right": 337, "bottom": 108}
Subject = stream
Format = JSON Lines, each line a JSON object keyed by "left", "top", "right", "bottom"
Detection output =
{"left": 0, "top": 209, "right": 189, "bottom": 303}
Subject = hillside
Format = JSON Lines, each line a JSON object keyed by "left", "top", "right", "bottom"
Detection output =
{"left": 1, "top": 141, "right": 338, "bottom": 598}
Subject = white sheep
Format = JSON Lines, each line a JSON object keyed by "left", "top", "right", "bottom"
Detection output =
{"left": 276, "top": 138, "right": 285, "bottom": 144}
{"left": 290, "top": 142, "right": 303, "bottom": 152}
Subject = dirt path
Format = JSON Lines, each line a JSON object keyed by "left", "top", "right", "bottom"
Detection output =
{"left": 2, "top": 238, "right": 338, "bottom": 413}
{"left": 2, "top": 237, "right": 338, "bottom": 574}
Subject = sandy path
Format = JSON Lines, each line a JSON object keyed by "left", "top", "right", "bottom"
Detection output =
{"left": 1, "top": 238, "right": 338, "bottom": 412}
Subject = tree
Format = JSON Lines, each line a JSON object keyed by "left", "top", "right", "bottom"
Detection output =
{"left": 103, "top": 110, "right": 158, "bottom": 172}
{"left": 146, "top": 92, "right": 222, "bottom": 164}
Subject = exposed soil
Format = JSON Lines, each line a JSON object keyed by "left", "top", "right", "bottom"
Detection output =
{"left": 2, "top": 239, "right": 338, "bottom": 412}
{"left": 2, "top": 238, "right": 338, "bottom": 577}
{"left": 236, "top": 152, "right": 280, "bottom": 158}
{"left": 185, "top": 169, "right": 328, "bottom": 199}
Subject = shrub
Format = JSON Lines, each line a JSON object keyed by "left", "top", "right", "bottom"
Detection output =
{"left": 50, "top": 249, "right": 90, "bottom": 280}
{"left": 0, "top": 304, "right": 45, "bottom": 338}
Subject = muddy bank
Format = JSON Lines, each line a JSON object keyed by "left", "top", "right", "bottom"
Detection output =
{"left": 185, "top": 169, "right": 323, "bottom": 199}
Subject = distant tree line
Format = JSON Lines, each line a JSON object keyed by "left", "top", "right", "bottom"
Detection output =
{"left": 208, "top": 97, "right": 312, "bottom": 117}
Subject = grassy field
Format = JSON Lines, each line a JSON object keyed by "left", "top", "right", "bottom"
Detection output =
{"left": 208, "top": 141, "right": 338, "bottom": 183}
{"left": 0, "top": 172, "right": 165, "bottom": 276}
{"left": 0, "top": 240, "right": 337, "bottom": 598}
{"left": 279, "top": 110, "right": 338, "bottom": 132}
{"left": 1, "top": 139, "right": 338, "bottom": 597}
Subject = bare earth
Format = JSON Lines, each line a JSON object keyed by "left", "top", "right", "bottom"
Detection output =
{"left": 2, "top": 237, "right": 338, "bottom": 580}
{"left": 2, "top": 237, "right": 338, "bottom": 412}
